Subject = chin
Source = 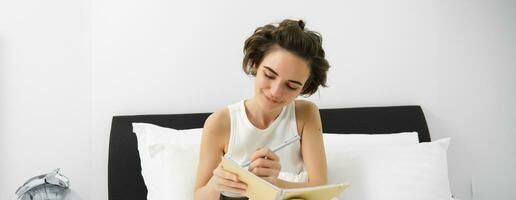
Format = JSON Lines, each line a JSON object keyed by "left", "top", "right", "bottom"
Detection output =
{"left": 260, "top": 94, "right": 284, "bottom": 110}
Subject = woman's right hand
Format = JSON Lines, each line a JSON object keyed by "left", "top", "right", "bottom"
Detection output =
{"left": 207, "top": 163, "right": 247, "bottom": 194}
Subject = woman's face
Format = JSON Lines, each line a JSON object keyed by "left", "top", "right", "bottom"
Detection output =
{"left": 253, "top": 47, "right": 310, "bottom": 111}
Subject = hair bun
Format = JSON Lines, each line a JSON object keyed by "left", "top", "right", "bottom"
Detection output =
{"left": 298, "top": 20, "right": 305, "bottom": 30}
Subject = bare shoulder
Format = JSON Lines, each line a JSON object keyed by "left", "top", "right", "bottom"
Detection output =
{"left": 202, "top": 107, "right": 231, "bottom": 151}
{"left": 294, "top": 100, "right": 321, "bottom": 136}
{"left": 204, "top": 107, "right": 230, "bottom": 130}
{"left": 294, "top": 99, "right": 320, "bottom": 118}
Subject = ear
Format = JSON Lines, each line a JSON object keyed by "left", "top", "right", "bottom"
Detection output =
{"left": 251, "top": 64, "right": 258, "bottom": 75}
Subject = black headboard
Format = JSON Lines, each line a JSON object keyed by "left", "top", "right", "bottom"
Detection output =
{"left": 108, "top": 105, "right": 430, "bottom": 200}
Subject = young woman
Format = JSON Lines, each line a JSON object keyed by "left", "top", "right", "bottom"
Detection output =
{"left": 194, "top": 19, "right": 330, "bottom": 200}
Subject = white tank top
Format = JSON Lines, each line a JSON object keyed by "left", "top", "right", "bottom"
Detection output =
{"left": 225, "top": 100, "right": 305, "bottom": 177}
{"left": 221, "top": 100, "right": 307, "bottom": 198}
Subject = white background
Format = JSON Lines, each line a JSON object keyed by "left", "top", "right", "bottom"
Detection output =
{"left": 1, "top": 0, "right": 515, "bottom": 199}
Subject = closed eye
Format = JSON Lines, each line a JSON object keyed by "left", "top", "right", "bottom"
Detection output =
{"left": 286, "top": 84, "right": 298, "bottom": 90}
{"left": 264, "top": 72, "right": 275, "bottom": 79}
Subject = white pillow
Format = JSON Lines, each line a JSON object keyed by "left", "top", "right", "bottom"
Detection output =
{"left": 326, "top": 138, "right": 453, "bottom": 200}
{"left": 132, "top": 123, "right": 202, "bottom": 200}
{"left": 148, "top": 143, "right": 200, "bottom": 199}
{"left": 132, "top": 125, "right": 441, "bottom": 200}
{"left": 323, "top": 131, "right": 420, "bottom": 150}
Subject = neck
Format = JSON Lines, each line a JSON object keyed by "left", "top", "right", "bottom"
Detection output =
{"left": 245, "top": 97, "right": 283, "bottom": 129}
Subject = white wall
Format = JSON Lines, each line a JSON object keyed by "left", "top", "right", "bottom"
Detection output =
{"left": 1, "top": 0, "right": 515, "bottom": 199}
{"left": 0, "top": 0, "right": 91, "bottom": 199}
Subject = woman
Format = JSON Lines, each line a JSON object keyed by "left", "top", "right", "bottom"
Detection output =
{"left": 194, "top": 19, "right": 330, "bottom": 200}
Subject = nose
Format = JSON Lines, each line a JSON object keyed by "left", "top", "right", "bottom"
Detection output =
{"left": 269, "top": 81, "right": 282, "bottom": 99}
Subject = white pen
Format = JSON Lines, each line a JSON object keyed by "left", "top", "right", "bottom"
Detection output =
{"left": 241, "top": 134, "right": 301, "bottom": 167}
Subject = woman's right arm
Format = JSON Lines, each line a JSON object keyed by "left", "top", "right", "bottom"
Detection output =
{"left": 194, "top": 110, "right": 247, "bottom": 200}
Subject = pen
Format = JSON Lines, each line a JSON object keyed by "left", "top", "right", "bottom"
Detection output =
{"left": 241, "top": 134, "right": 301, "bottom": 167}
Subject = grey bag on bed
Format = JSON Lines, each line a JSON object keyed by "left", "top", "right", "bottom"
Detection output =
{"left": 15, "top": 168, "right": 70, "bottom": 200}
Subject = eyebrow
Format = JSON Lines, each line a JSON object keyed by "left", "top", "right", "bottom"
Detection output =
{"left": 263, "top": 66, "right": 303, "bottom": 86}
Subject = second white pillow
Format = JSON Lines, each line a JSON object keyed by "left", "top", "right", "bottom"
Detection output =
{"left": 326, "top": 138, "right": 453, "bottom": 200}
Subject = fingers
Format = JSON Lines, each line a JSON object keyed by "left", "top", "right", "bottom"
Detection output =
{"left": 248, "top": 157, "right": 280, "bottom": 171}
{"left": 249, "top": 166, "right": 279, "bottom": 177}
{"left": 248, "top": 148, "right": 281, "bottom": 180}
{"left": 216, "top": 184, "right": 247, "bottom": 194}
{"left": 248, "top": 158, "right": 281, "bottom": 181}
{"left": 213, "top": 165, "right": 240, "bottom": 182}
{"left": 210, "top": 164, "right": 247, "bottom": 194}
{"left": 250, "top": 148, "right": 280, "bottom": 162}
{"left": 217, "top": 176, "right": 247, "bottom": 190}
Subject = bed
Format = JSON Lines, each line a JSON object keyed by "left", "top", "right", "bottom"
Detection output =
{"left": 108, "top": 105, "right": 431, "bottom": 200}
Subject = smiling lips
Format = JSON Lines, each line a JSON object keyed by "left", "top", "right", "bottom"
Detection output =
{"left": 265, "top": 94, "right": 280, "bottom": 104}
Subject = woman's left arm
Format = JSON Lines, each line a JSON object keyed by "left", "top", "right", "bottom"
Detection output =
{"left": 276, "top": 100, "right": 328, "bottom": 188}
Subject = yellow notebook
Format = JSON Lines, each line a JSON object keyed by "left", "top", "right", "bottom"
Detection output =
{"left": 221, "top": 155, "right": 350, "bottom": 200}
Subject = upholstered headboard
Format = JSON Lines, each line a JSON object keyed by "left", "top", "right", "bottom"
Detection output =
{"left": 108, "top": 105, "right": 430, "bottom": 200}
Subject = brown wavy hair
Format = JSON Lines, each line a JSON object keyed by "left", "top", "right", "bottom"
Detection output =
{"left": 242, "top": 19, "right": 330, "bottom": 96}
